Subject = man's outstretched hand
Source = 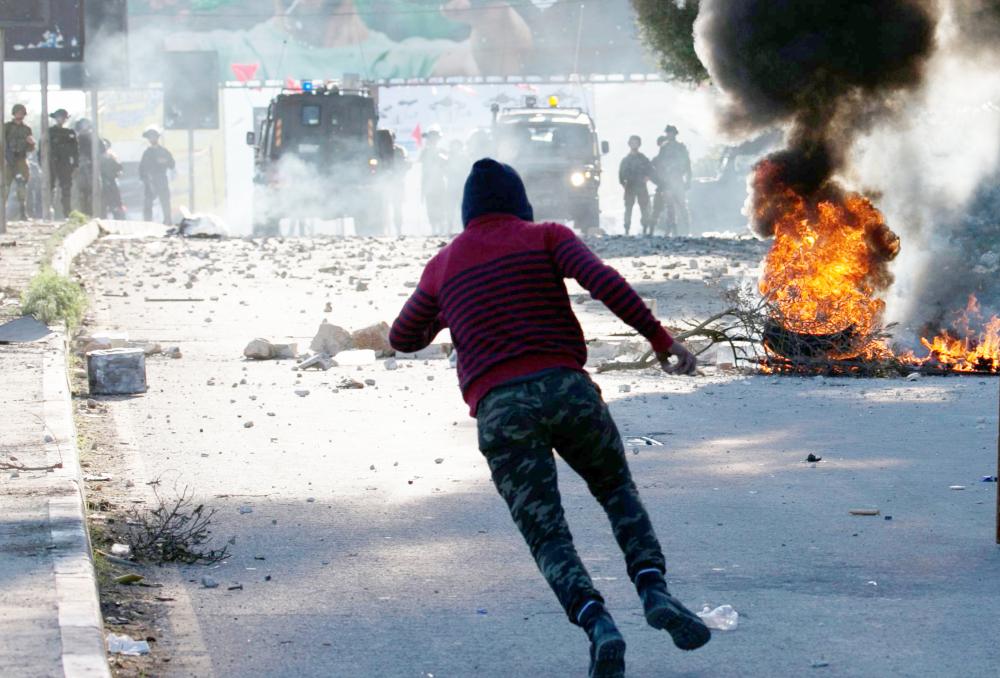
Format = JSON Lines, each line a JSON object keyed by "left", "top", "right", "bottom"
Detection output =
{"left": 657, "top": 341, "right": 697, "bottom": 376}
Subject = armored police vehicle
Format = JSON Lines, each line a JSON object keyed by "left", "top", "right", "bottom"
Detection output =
{"left": 492, "top": 97, "right": 608, "bottom": 232}
{"left": 248, "top": 82, "right": 393, "bottom": 236}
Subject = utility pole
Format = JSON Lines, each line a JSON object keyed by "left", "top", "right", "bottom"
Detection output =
{"left": 188, "top": 128, "right": 195, "bottom": 212}
{"left": 1, "top": 28, "right": 7, "bottom": 235}
{"left": 40, "top": 61, "right": 50, "bottom": 220}
{"left": 90, "top": 88, "right": 100, "bottom": 219}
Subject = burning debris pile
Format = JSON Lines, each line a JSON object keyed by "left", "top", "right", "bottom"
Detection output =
{"left": 752, "top": 158, "right": 900, "bottom": 362}
{"left": 694, "top": 0, "right": 1000, "bottom": 375}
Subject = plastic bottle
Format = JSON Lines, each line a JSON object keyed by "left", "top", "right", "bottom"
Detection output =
{"left": 698, "top": 604, "right": 739, "bottom": 631}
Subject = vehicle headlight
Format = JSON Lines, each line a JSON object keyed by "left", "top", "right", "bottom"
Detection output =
{"left": 570, "top": 172, "right": 586, "bottom": 187}
{"left": 369, "top": 158, "right": 379, "bottom": 167}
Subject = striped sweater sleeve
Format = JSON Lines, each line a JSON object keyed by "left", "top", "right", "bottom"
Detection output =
{"left": 390, "top": 286, "right": 445, "bottom": 353}
{"left": 548, "top": 225, "right": 673, "bottom": 353}
{"left": 390, "top": 258, "right": 447, "bottom": 353}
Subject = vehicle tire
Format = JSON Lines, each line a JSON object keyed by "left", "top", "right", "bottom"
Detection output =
{"left": 251, "top": 213, "right": 280, "bottom": 237}
{"left": 574, "top": 200, "right": 600, "bottom": 234}
{"left": 353, "top": 204, "right": 384, "bottom": 237}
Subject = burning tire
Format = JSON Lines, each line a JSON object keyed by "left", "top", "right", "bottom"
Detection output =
{"left": 762, "top": 319, "right": 857, "bottom": 360}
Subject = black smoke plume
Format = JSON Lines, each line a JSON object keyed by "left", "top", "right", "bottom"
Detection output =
{"left": 695, "top": 0, "right": 938, "bottom": 235}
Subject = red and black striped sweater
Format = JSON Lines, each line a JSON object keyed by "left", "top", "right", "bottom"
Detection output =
{"left": 389, "top": 214, "right": 674, "bottom": 415}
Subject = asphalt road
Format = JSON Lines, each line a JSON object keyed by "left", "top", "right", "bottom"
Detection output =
{"left": 77, "top": 234, "right": 1000, "bottom": 677}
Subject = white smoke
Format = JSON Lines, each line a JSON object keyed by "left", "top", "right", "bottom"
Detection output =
{"left": 846, "top": 2, "right": 1000, "bottom": 340}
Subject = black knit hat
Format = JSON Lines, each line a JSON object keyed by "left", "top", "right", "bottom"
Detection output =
{"left": 461, "top": 158, "right": 534, "bottom": 227}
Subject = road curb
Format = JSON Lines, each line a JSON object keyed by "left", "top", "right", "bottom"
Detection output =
{"left": 42, "top": 220, "right": 111, "bottom": 677}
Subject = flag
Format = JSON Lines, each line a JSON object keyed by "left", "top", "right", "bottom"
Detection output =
{"left": 230, "top": 63, "right": 259, "bottom": 83}
{"left": 411, "top": 123, "right": 423, "bottom": 148}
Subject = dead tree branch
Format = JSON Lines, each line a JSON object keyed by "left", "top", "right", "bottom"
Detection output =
{"left": 123, "top": 481, "right": 230, "bottom": 565}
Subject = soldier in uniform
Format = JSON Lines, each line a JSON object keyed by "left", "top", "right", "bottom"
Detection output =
{"left": 420, "top": 125, "right": 450, "bottom": 235}
{"left": 618, "top": 135, "right": 652, "bottom": 236}
{"left": 47, "top": 109, "right": 79, "bottom": 218}
{"left": 385, "top": 132, "right": 409, "bottom": 236}
{"left": 651, "top": 125, "right": 691, "bottom": 236}
{"left": 73, "top": 118, "right": 95, "bottom": 215}
{"left": 99, "top": 138, "right": 126, "bottom": 220}
{"left": 139, "top": 127, "right": 175, "bottom": 225}
{"left": 4, "top": 104, "right": 37, "bottom": 220}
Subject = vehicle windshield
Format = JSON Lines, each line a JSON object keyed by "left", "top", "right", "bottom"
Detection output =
{"left": 496, "top": 120, "right": 594, "bottom": 162}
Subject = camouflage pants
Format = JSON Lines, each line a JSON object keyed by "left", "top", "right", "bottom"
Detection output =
{"left": 476, "top": 368, "right": 666, "bottom": 625}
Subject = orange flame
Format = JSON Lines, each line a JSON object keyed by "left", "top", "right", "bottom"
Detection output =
{"left": 905, "top": 296, "right": 1000, "bottom": 372}
{"left": 755, "top": 161, "right": 899, "bottom": 359}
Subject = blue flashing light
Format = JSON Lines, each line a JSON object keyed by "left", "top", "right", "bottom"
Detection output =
{"left": 302, "top": 80, "right": 314, "bottom": 92}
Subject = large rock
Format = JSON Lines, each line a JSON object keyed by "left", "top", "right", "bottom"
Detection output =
{"left": 244, "top": 338, "right": 297, "bottom": 360}
{"left": 350, "top": 322, "right": 392, "bottom": 357}
{"left": 310, "top": 321, "right": 352, "bottom": 356}
{"left": 244, "top": 338, "right": 275, "bottom": 360}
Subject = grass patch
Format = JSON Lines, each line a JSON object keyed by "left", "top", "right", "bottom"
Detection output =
{"left": 42, "top": 218, "right": 88, "bottom": 266}
{"left": 20, "top": 268, "right": 88, "bottom": 328}
{"left": 67, "top": 210, "right": 90, "bottom": 226}
{"left": 89, "top": 522, "right": 117, "bottom": 589}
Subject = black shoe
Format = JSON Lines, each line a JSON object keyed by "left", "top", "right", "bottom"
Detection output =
{"left": 581, "top": 604, "right": 626, "bottom": 678}
{"left": 638, "top": 577, "right": 711, "bottom": 651}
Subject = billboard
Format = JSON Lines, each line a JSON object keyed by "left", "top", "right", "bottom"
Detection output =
{"left": 5, "top": 0, "right": 83, "bottom": 62}
{"left": 0, "top": 1, "right": 49, "bottom": 27}
{"left": 126, "top": 0, "right": 657, "bottom": 82}
{"left": 59, "top": 0, "right": 129, "bottom": 88}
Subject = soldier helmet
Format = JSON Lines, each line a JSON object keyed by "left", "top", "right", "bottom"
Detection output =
{"left": 50, "top": 108, "right": 70, "bottom": 120}
{"left": 664, "top": 124, "right": 679, "bottom": 136}
{"left": 424, "top": 123, "right": 442, "bottom": 138}
{"left": 142, "top": 127, "right": 162, "bottom": 140}
{"left": 11, "top": 103, "right": 26, "bottom": 116}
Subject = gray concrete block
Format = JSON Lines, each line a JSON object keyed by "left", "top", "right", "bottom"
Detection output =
{"left": 87, "top": 348, "right": 147, "bottom": 395}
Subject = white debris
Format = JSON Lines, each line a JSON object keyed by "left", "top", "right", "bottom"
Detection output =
{"left": 176, "top": 207, "right": 229, "bottom": 238}
{"left": 107, "top": 633, "right": 150, "bottom": 656}
{"left": 698, "top": 604, "right": 739, "bottom": 631}
{"left": 335, "top": 349, "right": 377, "bottom": 366}
{"left": 110, "top": 543, "right": 132, "bottom": 557}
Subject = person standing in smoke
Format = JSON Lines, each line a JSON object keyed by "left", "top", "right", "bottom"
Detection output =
{"left": 139, "top": 127, "right": 175, "bottom": 225}
{"left": 99, "top": 138, "right": 126, "bottom": 220}
{"left": 47, "top": 109, "right": 79, "bottom": 218}
{"left": 651, "top": 125, "right": 691, "bottom": 237}
{"left": 385, "top": 132, "right": 409, "bottom": 236}
{"left": 618, "top": 135, "right": 652, "bottom": 236}
{"left": 73, "top": 118, "right": 94, "bottom": 216}
{"left": 390, "top": 158, "right": 710, "bottom": 678}
{"left": 445, "top": 138, "right": 469, "bottom": 232}
{"left": 3, "top": 104, "right": 36, "bottom": 221}
{"left": 420, "top": 125, "right": 450, "bottom": 234}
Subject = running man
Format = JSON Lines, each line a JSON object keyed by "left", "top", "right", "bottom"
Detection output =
{"left": 389, "top": 158, "right": 710, "bottom": 677}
